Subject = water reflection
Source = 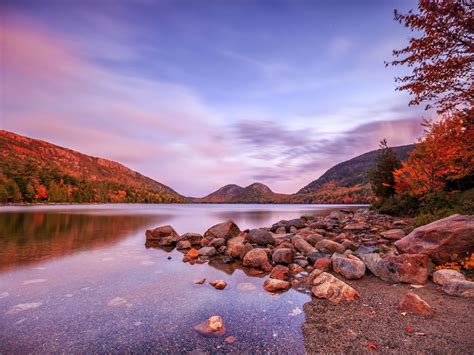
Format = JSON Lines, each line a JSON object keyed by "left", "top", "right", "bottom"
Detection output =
{"left": 0, "top": 212, "right": 158, "bottom": 270}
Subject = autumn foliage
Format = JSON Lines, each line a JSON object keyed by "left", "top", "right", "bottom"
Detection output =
{"left": 394, "top": 110, "right": 474, "bottom": 196}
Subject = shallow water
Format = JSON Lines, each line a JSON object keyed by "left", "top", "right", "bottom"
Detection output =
{"left": 0, "top": 203, "right": 361, "bottom": 353}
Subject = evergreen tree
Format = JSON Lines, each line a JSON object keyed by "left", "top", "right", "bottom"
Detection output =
{"left": 368, "top": 139, "right": 402, "bottom": 199}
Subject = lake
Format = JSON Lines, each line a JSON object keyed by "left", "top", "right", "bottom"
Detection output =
{"left": 0, "top": 203, "right": 362, "bottom": 353}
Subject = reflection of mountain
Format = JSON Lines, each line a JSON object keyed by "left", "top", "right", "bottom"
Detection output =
{"left": 0, "top": 212, "right": 159, "bottom": 270}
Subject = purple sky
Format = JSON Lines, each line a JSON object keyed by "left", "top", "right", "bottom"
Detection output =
{"left": 0, "top": 0, "right": 435, "bottom": 196}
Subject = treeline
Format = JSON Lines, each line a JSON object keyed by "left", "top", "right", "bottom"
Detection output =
{"left": 0, "top": 157, "right": 185, "bottom": 204}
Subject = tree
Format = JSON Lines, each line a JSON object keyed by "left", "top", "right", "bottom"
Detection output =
{"left": 395, "top": 109, "right": 474, "bottom": 196}
{"left": 386, "top": 0, "right": 473, "bottom": 113}
{"left": 368, "top": 139, "right": 402, "bottom": 199}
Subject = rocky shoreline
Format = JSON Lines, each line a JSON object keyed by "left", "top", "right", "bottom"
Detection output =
{"left": 145, "top": 209, "right": 473, "bottom": 345}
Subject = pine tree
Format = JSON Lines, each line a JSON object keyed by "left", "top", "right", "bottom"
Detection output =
{"left": 368, "top": 139, "right": 402, "bottom": 199}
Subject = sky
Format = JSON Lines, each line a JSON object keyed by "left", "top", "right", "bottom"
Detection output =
{"left": 0, "top": 0, "right": 435, "bottom": 197}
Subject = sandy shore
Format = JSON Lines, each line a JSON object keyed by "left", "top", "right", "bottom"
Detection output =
{"left": 302, "top": 274, "right": 474, "bottom": 353}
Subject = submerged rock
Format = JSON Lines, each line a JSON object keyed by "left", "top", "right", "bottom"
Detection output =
{"left": 399, "top": 292, "right": 434, "bottom": 315}
{"left": 394, "top": 214, "right": 474, "bottom": 263}
{"left": 270, "top": 265, "right": 289, "bottom": 281}
{"left": 209, "top": 280, "right": 227, "bottom": 290}
{"left": 194, "top": 316, "right": 225, "bottom": 336}
{"left": 263, "top": 279, "right": 291, "bottom": 293}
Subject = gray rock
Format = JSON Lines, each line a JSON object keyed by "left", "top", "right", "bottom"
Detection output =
{"left": 433, "top": 269, "right": 466, "bottom": 286}
{"left": 248, "top": 229, "right": 275, "bottom": 245}
{"left": 442, "top": 279, "right": 474, "bottom": 297}
{"left": 198, "top": 246, "right": 217, "bottom": 257}
{"left": 331, "top": 253, "right": 366, "bottom": 279}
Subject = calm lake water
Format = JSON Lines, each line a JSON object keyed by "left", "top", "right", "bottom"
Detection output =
{"left": 0, "top": 203, "right": 361, "bottom": 353}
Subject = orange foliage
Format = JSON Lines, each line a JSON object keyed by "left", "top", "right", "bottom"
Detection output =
{"left": 434, "top": 253, "right": 474, "bottom": 272}
{"left": 35, "top": 185, "right": 48, "bottom": 200}
{"left": 394, "top": 111, "right": 474, "bottom": 196}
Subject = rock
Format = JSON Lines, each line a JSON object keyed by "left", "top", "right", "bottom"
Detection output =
{"left": 198, "top": 247, "right": 217, "bottom": 257}
{"left": 210, "top": 238, "right": 226, "bottom": 249}
{"left": 293, "top": 236, "right": 316, "bottom": 256}
{"left": 239, "top": 243, "right": 254, "bottom": 259}
{"left": 272, "top": 248, "right": 295, "bottom": 264}
{"left": 176, "top": 240, "right": 192, "bottom": 250}
{"left": 310, "top": 270, "right": 360, "bottom": 303}
{"left": 247, "top": 229, "right": 275, "bottom": 245}
{"left": 360, "top": 253, "right": 430, "bottom": 284}
{"left": 433, "top": 269, "right": 466, "bottom": 286}
{"left": 354, "top": 246, "right": 379, "bottom": 255}
{"left": 204, "top": 220, "right": 241, "bottom": 241}
{"left": 243, "top": 248, "right": 272, "bottom": 271}
{"left": 217, "top": 246, "right": 227, "bottom": 254}
{"left": 316, "top": 239, "right": 345, "bottom": 254}
{"left": 209, "top": 280, "right": 227, "bottom": 290}
{"left": 194, "top": 278, "right": 206, "bottom": 284}
{"left": 194, "top": 315, "right": 225, "bottom": 336}
{"left": 225, "top": 336, "right": 237, "bottom": 343}
{"left": 442, "top": 279, "right": 474, "bottom": 297}
{"left": 307, "top": 251, "right": 329, "bottom": 264}
{"left": 270, "top": 265, "right": 289, "bottom": 280}
{"left": 306, "top": 233, "right": 324, "bottom": 246}
{"left": 289, "top": 226, "right": 298, "bottom": 233}
{"left": 226, "top": 236, "right": 246, "bottom": 258}
{"left": 341, "top": 240, "right": 359, "bottom": 251}
{"left": 186, "top": 248, "right": 199, "bottom": 259}
{"left": 263, "top": 279, "right": 291, "bottom": 293}
{"left": 287, "top": 218, "right": 305, "bottom": 230}
{"left": 294, "top": 258, "right": 309, "bottom": 268}
{"left": 222, "top": 255, "right": 233, "bottom": 263}
{"left": 381, "top": 229, "right": 406, "bottom": 240}
{"left": 394, "top": 214, "right": 474, "bottom": 263}
{"left": 399, "top": 292, "right": 434, "bottom": 315}
{"left": 288, "top": 263, "right": 305, "bottom": 275}
{"left": 145, "top": 225, "right": 179, "bottom": 242}
{"left": 343, "top": 222, "right": 369, "bottom": 231}
{"left": 275, "top": 226, "right": 286, "bottom": 234}
{"left": 331, "top": 253, "right": 366, "bottom": 280}
{"left": 179, "top": 232, "right": 203, "bottom": 245}
{"left": 159, "top": 236, "right": 177, "bottom": 246}
{"left": 314, "top": 257, "right": 331, "bottom": 271}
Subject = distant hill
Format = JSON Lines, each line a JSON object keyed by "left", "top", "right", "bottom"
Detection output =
{"left": 193, "top": 182, "right": 290, "bottom": 203}
{"left": 294, "top": 144, "right": 415, "bottom": 203}
{"left": 0, "top": 130, "right": 186, "bottom": 203}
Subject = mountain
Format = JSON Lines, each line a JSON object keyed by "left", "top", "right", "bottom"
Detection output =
{"left": 294, "top": 144, "right": 415, "bottom": 203}
{"left": 0, "top": 130, "right": 186, "bottom": 203}
{"left": 193, "top": 182, "right": 290, "bottom": 203}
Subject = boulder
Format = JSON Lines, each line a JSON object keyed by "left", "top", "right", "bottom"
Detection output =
{"left": 310, "top": 270, "right": 360, "bottom": 303}
{"left": 247, "top": 229, "right": 275, "bottom": 245}
{"left": 210, "top": 238, "right": 226, "bottom": 249}
{"left": 306, "top": 233, "right": 324, "bottom": 246}
{"left": 343, "top": 222, "right": 369, "bottom": 231}
{"left": 394, "top": 214, "right": 474, "bottom": 263}
{"left": 263, "top": 279, "right": 291, "bottom": 293}
{"left": 360, "top": 253, "right": 430, "bottom": 284}
{"left": 288, "top": 263, "right": 305, "bottom": 275}
{"left": 226, "top": 236, "right": 246, "bottom": 258}
{"left": 198, "top": 247, "right": 217, "bottom": 257}
{"left": 209, "top": 280, "right": 227, "bottom": 290}
{"left": 270, "top": 265, "right": 289, "bottom": 281}
{"left": 381, "top": 229, "right": 405, "bottom": 240}
{"left": 176, "top": 240, "right": 192, "bottom": 250}
{"left": 145, "top": 225, "right": 180, "bottom": 242}
{"left": 399, "top": 292, "right": 434, "bottom": 315}
{"left": 243, "top": 248, "right": 272, "bottom": 271}
{"left": 179, "top": 232, "right": 203, "bottom": 246}
{"left": 442, "top": 279, "right": 474, "bottom": 297}
{"left": 293, "top": 236, "right": 316, "bottom": 256}
{"left": 307, "top": 251, "right": 329, "bottom": 264}
{"left": 314, "top": 257, "right": 331, "bottom": 271}
{"left": 204, "top": 220, "right": 241, "bottom": 241}
{"left": 331, "top": 253, "right": 366, "bottom": 280}
{"left": 275, "top": 226, "right": 286, "bottom": 234}
{"left": 272, "top": 248, "right": 295, "bottom": 264}
{"left": 287, "top": 218, "right": 305, "bottom": 230}
{"left": 433, "top": 269, "right": 466, "bottom": 286}
{"left": 194, "top": 316, "right": 225, "bottom": 336}
{"left": 159, "top": 236, "right": 177, "bottom": 246}
{"left": 316, "top": 239, "right": 345, "bottom": 254}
